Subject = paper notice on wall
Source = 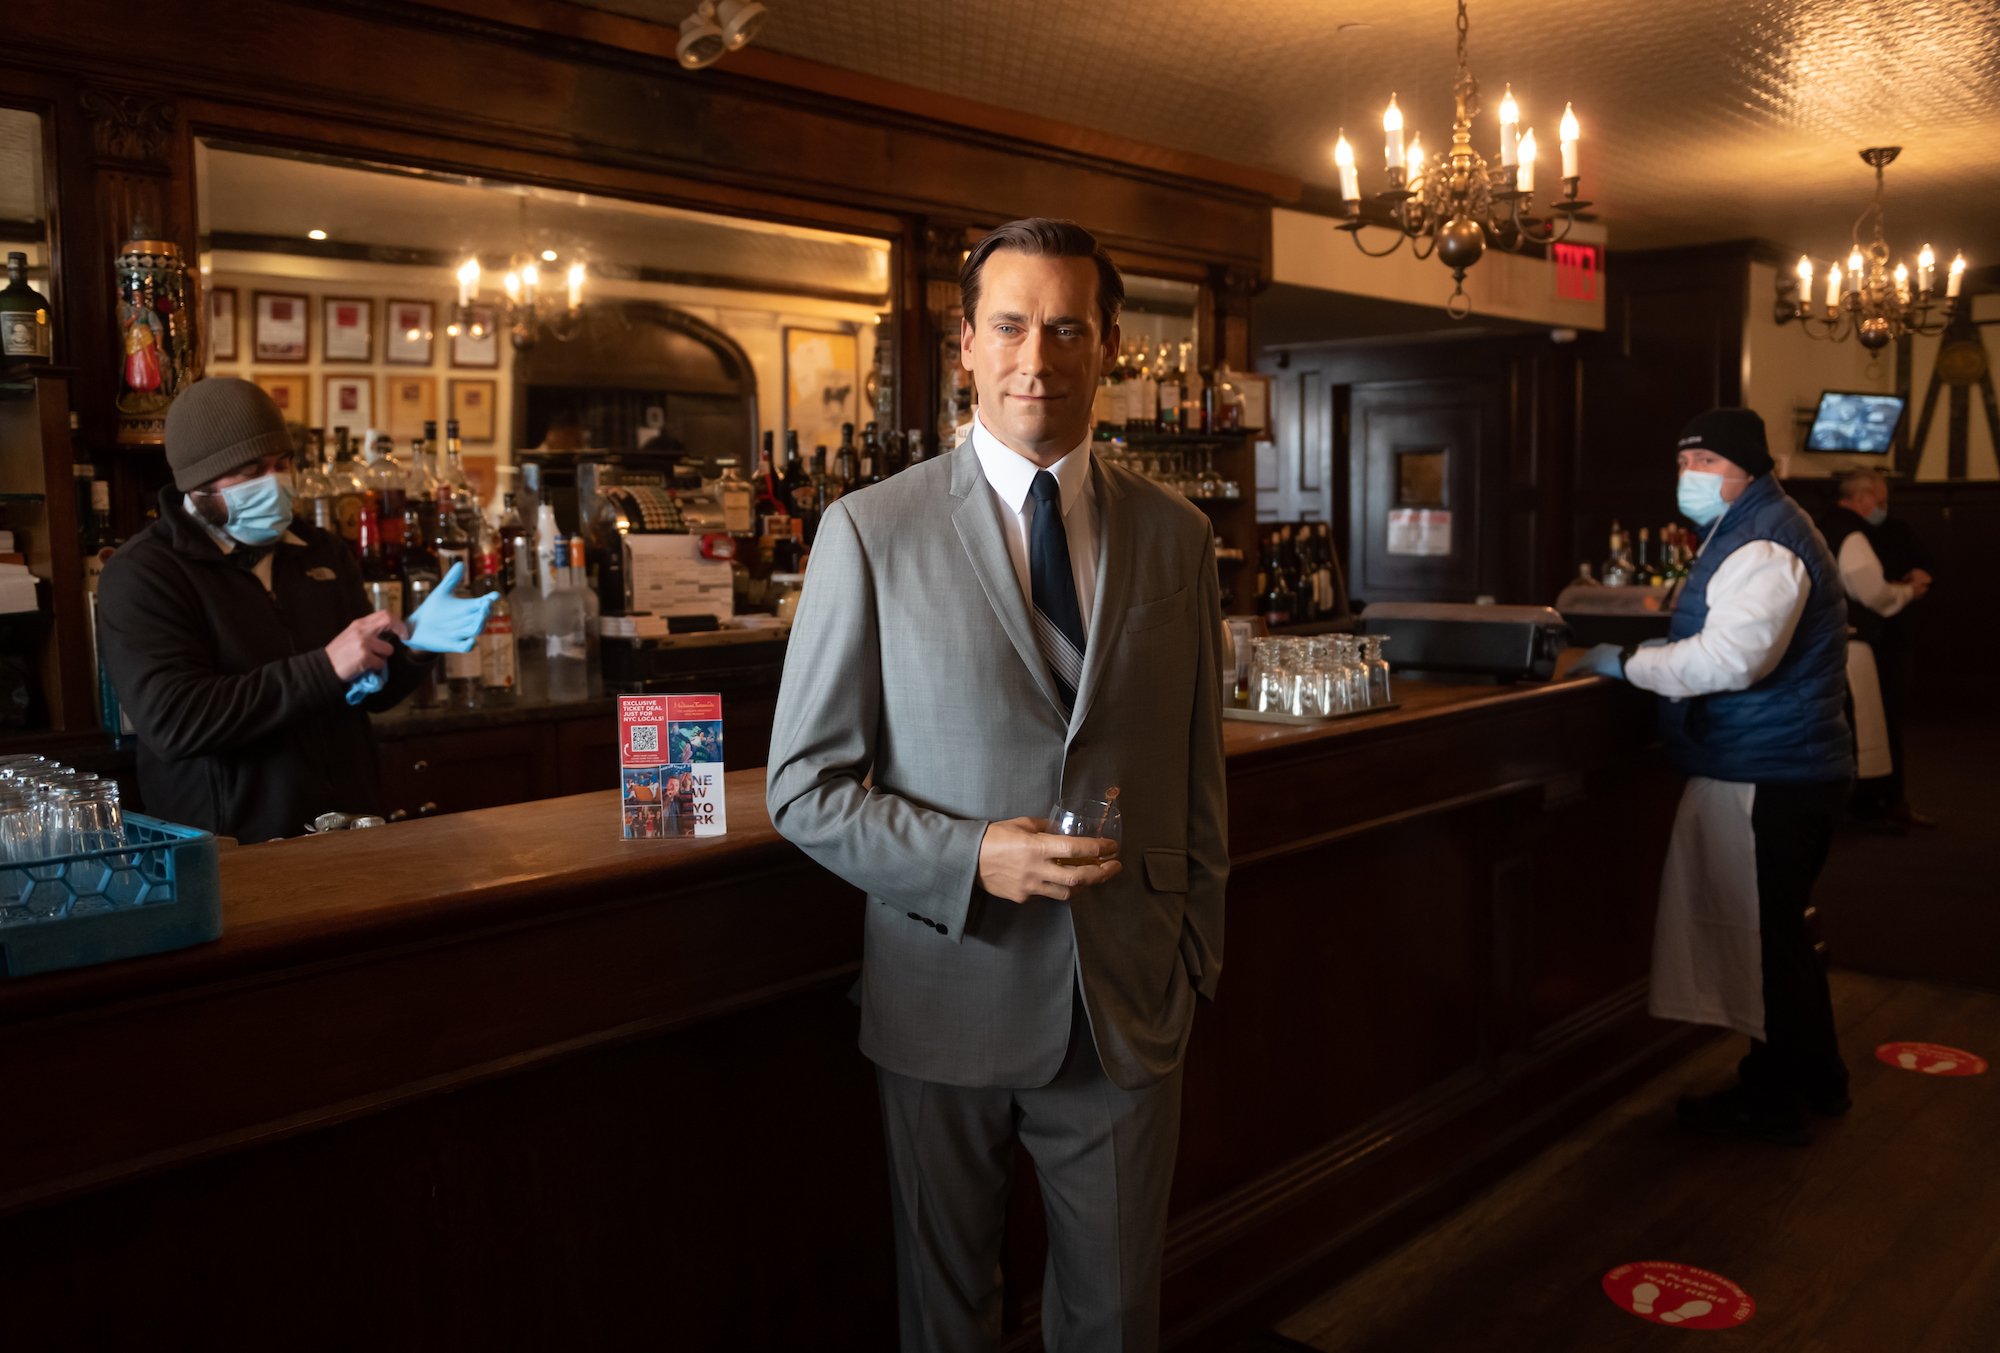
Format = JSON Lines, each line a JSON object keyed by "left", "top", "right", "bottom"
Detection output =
{"left": 625, "top": 535, "right": 734, "bottom": 620}
{"left": 1387, "top": 508, "right": 1452, "bottom": 557}
{"left": 617, "top": 693, "right": 727, "bottom": 839}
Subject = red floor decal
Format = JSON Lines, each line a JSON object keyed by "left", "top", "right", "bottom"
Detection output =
{"left": 1603, "top": 1262, "right": 1755, "bottom": 1329}
{"left": 1875, "top": 1042, "right": 1988, "bottom": 1076}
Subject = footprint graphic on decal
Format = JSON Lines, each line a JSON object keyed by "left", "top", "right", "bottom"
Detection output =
{"left": 1897, "top": 1050, "right": 1963, "bottom": 1073}
{"left": 1659, "top": 1300, "right": 1715, "bottom": 1324}
{"left": 1630, "top": 1282, "right": 1660, "bottom": 1314}
{"left": 1923, "top": 1059, "right": 1960, "bottom": 1074}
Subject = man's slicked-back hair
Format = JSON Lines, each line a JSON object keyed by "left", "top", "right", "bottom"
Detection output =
{"left": 960, "top": 218, "right": 1125, "bottom": 336}
{"left": 1837, "top": 466, "right": 1887, "bottom": 498}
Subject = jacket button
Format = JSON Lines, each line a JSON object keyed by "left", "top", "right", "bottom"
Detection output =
{"left": 907, "top": 912, "right": 922, "bottom": 921}
{"left": 934, "top": 922, "right": 948, "bottom": 934}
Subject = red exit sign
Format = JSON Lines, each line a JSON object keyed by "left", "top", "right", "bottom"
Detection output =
{"left": 1554, "top": 242, "right": 1601, "bottom": 301}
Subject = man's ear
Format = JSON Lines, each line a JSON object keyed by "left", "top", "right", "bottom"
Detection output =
{"left": 960, "top": 315, "right": 976, "bottom": 372}
{"left": 1100, "top": 321, "right": 1121, "bottom": 378}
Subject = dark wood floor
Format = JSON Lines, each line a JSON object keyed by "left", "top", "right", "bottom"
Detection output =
{"left": 1261, "top": 701, "right": 2000, "bottom": 1353}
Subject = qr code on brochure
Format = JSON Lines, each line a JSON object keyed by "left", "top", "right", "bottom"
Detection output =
{"left": 629, "top": 724, "right": 660, "bottom": 754}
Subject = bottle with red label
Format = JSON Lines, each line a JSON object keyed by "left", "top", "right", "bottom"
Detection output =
{"left": 477, "top": 538, "right": 516, "bottom": 705}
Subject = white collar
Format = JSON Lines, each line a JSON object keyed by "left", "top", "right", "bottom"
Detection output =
{"left": 970, "top": 413, "right": 1092, "bottom": 516}
{"left": 183, "top": 494, "right": 306, "bottom": 555}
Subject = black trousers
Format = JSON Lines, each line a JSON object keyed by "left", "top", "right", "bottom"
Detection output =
{"left": 1739, "top": 779, "right": 1851, "bottom": 1106}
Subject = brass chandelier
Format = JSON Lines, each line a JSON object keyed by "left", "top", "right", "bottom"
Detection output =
{"left": 1333, "top": 0, "right": 1588, "bottom": 318}
{"left": 1777, "top": 147, "right": 1965, "bottom": 351}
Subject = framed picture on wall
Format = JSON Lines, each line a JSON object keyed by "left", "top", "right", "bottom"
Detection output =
{"left": 783, "top": 326, "right": 859, "bottom": 461}
{"left": 207, "top": 287, "right": 238, "bottom": 363}
{"left": 322, "top": 296, "right": 373, "bottom": 363}
{"left": 252, "top": 372, "right": 310, "bottom": 424}
{"left": 324, "top": 374, "right": 375, "bottom": 442}
{"left": 386, "top": 373, "right": 437, "bottom": 440}
{"left": 450, "top": 306, "right": 500, "bottom": 369}
{"left": 1231, "top": 371, "right": 1272, "bottom": 432}
{"left": 252, "top": 291, "right": 309, "bottom": 363}
{"left": 449, "top": 378, "right": 498, "bottom": 442}
{"left": 385, "top": 299, "right": 435, "bottom": 366}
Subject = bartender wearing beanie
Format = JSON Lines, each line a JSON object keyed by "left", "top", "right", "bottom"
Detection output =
{"left": 1571, "top": 408, "right": 1853, "bottom": 1146}
{"left": 97, "top": 377, "right": 432, "bottom": 842}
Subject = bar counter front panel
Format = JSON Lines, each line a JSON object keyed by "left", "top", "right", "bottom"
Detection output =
{"left": 0, "top": 677, "right": 1688, "bottom": 1350}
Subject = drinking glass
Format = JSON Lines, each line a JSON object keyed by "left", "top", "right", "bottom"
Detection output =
{"left": 1361, "top": 634, "right": 1393, "bottom": 706}
{"left": 1048, "top": 788, "right": 1123, "bottom": 867}
{"left": 0, "top": 787, "right": 39, "bottom": 866}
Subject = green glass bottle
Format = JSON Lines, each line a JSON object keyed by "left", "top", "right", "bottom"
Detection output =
{"left": 0, "top": 252, "right": 53, "bottom": 364}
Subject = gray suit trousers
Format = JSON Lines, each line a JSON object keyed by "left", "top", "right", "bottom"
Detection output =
{"left": 876, "top": 990, "right": 1184, "bottom": 1353}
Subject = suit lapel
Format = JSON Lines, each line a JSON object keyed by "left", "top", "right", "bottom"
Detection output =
{"left": 948, "top": 441, "right": 1068, "bottom": 717}
{"left": 1069, "top": 457, "right": 1131, "bottom": 736}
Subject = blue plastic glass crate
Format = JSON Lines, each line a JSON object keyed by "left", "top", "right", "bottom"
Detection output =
{"left": 0, "top": 813, "right": 222, "bottom": 978}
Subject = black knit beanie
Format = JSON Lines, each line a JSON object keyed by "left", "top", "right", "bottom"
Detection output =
{"left": 164, "top": 377, "right": 295, "bottom": 492}
{"left": 1676, "top": 407, "right": 1774, "bottom": 478}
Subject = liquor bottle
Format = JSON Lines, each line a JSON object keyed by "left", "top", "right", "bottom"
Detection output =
{"left": 1130, "top": 342, "right": 1157, "bottom": 434}
{"left": 330, "top": 429, "right": 366, "bottom": 556}
{"left": 781, "top": 430, "right": 809, "bottom": 515}
{"left": 406, "top": 430, "right": 439, "bottom": 546}
{"left": 477, "top": 531, "right": 517, "bottom": 705}
{"left": 1179, "top": 343, "right": 1206, "bottom": 433}
{"left": 496, "top": 492, "right": 530, "bottom": 594}
{"left": 803, "top": 446, "right": 830, "bottom": 542}
{"left": 357, "top": 492, "right": 403, "bottom": 617}
{"left": 1156, "top": 344, "right": 1182, "bottom": 432}
{"left": 754, "top": 432, "right": 785, "bottom": 517}
{"left": 0, "top": 251, "right": 52, "bottom": 364}
{"left": 441, "top": 419, "right": 479, "bottom": 535}
{"left": 442, "top": 511, "right": 482, "bottom": 710}
{"left": 401, "top": 487, "right": 443, "bottom": 621}
{"left": 861, "top": 422, "right": 884, "bottom": 487}
{"left": 831, "top": 422, "right": 859, "bottom": 500}
{"left": 1600, "top": 519, "right": 1631, "bottom": 586}
{"left": 362, "top": 436, "right": 408, "bottom": 572}
{"left": 1315, "top": 523, "right": 1340, "bottom": 617}
{"left": 82, "top": 479, "right": 115, "bottom": 595}
{"left": 905, "top": 428, "right": 927, "bottom": 469}
{"left": 1093, "top": 366, "right": 1118, "bottom": 435}
{"left": 297, "top": 429, "right": 337, "bottom": 535}
{"left": 1258, "top": 533, "right": 1293, "bottom": 628}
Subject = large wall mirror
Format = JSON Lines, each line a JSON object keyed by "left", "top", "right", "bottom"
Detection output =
{"left": 194, "top": 140, "right": 895, "bottom": 508}
{"left": 0, "top": 106, "right": 50, "bottom": 323}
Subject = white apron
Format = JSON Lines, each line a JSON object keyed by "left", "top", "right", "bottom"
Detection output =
{"left": 1651, "top": 777, "right": 1765, "bottom": 1040}
{"left": 1846, "top": 640, "right": 1892, "bottom": 780}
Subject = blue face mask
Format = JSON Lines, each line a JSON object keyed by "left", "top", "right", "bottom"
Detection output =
{"left": 1864, "top": 506, "right": 1888, "bottom": 527}
{"left": 214, "top": 473, "right": 295, "bottom": 546}
{"left": 1676, "top": 470, "right": 1728, "bottom": 526}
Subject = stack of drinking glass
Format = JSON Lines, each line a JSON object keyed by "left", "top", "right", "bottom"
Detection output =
{"left": 1247, "top": 635, "right": 1392, "bottom": 718}
{"left": 0, "top": 754, "right": 127, "bottom": 923}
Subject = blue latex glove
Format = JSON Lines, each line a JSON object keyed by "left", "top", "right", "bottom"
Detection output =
{"left": 405, "top": 562, "right": 499, "bottom": 654}
{"left": 1569, "top": 642, "right": 1626, "bottom": 680}
{"left": 344, "top": 668, "right": 388, "bottom": 706}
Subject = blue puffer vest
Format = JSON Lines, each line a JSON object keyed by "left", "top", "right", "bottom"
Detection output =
{"left": 1660, "top": 474, "right": 1852, "bottom": 784}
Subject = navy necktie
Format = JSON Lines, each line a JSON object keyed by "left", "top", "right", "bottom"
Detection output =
{"left": 1029, "top": 470, "right": 1086, "bottom": 710}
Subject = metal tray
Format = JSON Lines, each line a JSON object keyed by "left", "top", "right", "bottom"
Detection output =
{"left": 1223, "top": 700, "right": 1401, "bottom": 726}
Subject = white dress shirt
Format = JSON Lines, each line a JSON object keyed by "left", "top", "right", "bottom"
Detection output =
{"left": 1623, "top": 506, "right": 1810, "bottom": 700}
{"left": 1836, "top": 530, "right": 1914, "bottom": 618}
{"left": 970, "top": 414, "right": 1098, "bottom": 628}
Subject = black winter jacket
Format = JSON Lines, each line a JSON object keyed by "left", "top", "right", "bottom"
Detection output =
{"left": 97, "top": 487, "right": 429, "bottom": 842}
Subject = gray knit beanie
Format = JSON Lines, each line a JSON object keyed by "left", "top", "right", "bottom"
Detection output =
{"left": 164, "top": 377, "right": 295, "bottom": 492}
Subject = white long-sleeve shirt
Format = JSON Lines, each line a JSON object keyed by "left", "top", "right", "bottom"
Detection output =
{"left": 1836, "top": 530, "right": 1913, "bottom": 619}
{"left": 1624, "top": 538, "right": 1810, "bottom": 700}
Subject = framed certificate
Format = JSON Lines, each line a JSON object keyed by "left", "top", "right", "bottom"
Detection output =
{"left": 449, "top": 377, "right": 498, "bottom": 442}
{"left": 322, "top": 296, "right": 373, "bottom": 363}
{"left": 450, "top": 305, "right": 500, "bottom": 369}
{"left": 253, "top": 291, "right": 309, "bottom": 363}
{"left": 385, "top": 299, "right": 435, "bottom": 366}
{"left": 207, "top": 287, "right": 238, "bottom": 364}
{"left": 253, "top": 372, "right": 310, "bottom": 423}
{"left": 325, "top": 374, "right": 375, "bottom": 442}
{"left": 386, "top": 373, "right": 437, "bottom": 440}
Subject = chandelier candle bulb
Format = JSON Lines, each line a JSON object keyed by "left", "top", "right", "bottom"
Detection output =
{"left": 503, "top": 271, "right": 522, "bottom": 303}
{"left": 1826, "top": 263, "right": 1842, "bottom": 310}
{"left": 456, "top": 257, "right": 481, "bottom": 308}
{"left": 566, "top": 262, "right": 585, "bottom": 311}
{"left": 1948, "top": 253, "right": 1966, "bottom": 299}
{"left": 1384, "top": 93, "right": 1405, "bottom": 171}
{"left": 1334, "top": 132, "right": 1360, "bottom": 202}
{"left": 1407, "top": 133, "right": 1427, "bottom": 185}
{"left": 1847, "top": 249, "right": 1865, "bottom": 290}
{"left": 1517, "top": 128, "right": 1537, "bottom": 195}
{"left": 1917, "top": 244, "right": 1935, "bottom": 293}
{"left": 1499, "top": 85, "right": 1519, "bottom": 167}
{"left": 1796, "top": 255, "right": 1814, "bottom": 299}
{"left": 1893, "top": 262, "right": 1910, "bottom": 302}
{"left": 1559, "top": 103, "right": 1580, "bottom": 179}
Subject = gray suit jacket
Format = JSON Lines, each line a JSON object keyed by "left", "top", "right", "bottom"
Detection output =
{"left": 765, "top": 438, "right": 1228, "bottom": 1092}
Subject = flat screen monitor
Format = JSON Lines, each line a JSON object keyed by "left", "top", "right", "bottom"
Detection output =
{"left": 1806, "top": 390, "right": 1904, "bottom": 455}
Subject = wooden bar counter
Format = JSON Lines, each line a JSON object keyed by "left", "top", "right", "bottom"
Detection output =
{"left": 0, "top": 675, "right": 1690, "bottom": 1350}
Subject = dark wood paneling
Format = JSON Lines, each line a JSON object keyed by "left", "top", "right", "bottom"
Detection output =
{"left": 1349, "top": 378, "right": 1504, "bottom": 603}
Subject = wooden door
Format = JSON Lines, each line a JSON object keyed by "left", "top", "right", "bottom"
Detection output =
{"left": 1348, "top": 378, "right": 1506, "bottom": 604}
